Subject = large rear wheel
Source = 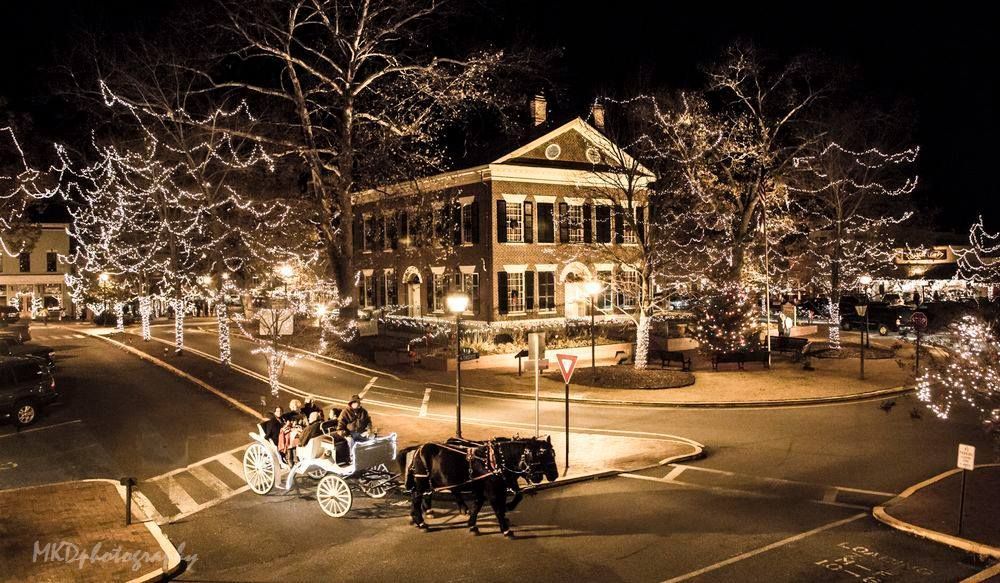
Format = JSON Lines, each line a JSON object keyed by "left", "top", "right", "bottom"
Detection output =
{"left": 317, "top": 475, "right": 352, "bottom": 517}
{"left": 243, "top": 443, "right": 276, "bottom": 495}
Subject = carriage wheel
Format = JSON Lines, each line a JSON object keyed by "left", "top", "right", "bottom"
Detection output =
{"left": 359, "top": 464, "right": 391, "bottom": 499}
{"left": 306, "top": 467, "right": 327, "bottom": 480}
{"left": 317, "top": 475, "right": 352, "bottom": 517}
{"left": 243, "top": 443, "right": 276, "bottom": 495}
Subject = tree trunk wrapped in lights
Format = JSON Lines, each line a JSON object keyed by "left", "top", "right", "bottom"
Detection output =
{"left": 139, "top": 295, "right": 152, "bottom": 341}
{"left": 114, "top": 302, "right": 126, "bottom": 334}
{"left": 173, "top": 298, "right": 185, "bottom": 353}
{"left": 216, "top": 296, "right": 231, "bottom": 366}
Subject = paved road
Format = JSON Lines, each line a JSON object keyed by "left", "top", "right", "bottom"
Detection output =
{"left": 163, "top": 466, "right": 982, "bottom": 582}
{"left": 147, "top": 322, "right": 995, "bottom": 495}
{"left": 0, "top": 328, "right": 251, "bottom": 490}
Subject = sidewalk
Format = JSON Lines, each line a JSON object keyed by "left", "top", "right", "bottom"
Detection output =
{"left": 875, "top": 464, "right": 1000, "bottom": 559}
{"left": 411, "top": 353, "right": 914, "bottom": 406}
{"left": 0, "top": 479, "right": 184, "bottom": 582}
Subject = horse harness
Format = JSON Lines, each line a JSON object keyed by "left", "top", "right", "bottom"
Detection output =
{"left": 408, "top": 439, "right": 532, "bottom": 494}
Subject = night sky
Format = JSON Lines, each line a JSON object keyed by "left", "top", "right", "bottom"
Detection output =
{"left": 1, "top": 1, "right": 994, "bottom": 235}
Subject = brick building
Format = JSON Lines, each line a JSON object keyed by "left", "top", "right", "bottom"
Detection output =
{"left": 352, "top": 108, "right": 654, "bottom": 325}
{"left": 0, "top": 223, "right": 74, "bottom": 318}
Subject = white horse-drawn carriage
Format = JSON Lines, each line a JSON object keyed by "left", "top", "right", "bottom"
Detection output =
{"left": 243, "top": 423, "right": 398, "bottom": 517}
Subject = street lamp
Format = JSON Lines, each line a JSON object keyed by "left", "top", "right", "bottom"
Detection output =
{"left": 854, "top": 286, "right": 870, "bottom": 380}
{"left": 98, "top": 272, "right": 110, "bottom": 284}
{"left": 858, "top": 274, "right": 873, "bottom": 349}
{"left": 446, "top": 292, "right": 470, "bottom": 438}
{"left": 583, "top": 279, "right": 604, "bottom": 377}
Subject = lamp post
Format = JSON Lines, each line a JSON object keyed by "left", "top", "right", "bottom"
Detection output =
{"left": 859, "top": 275, "right": 873, "bottom": 349}
{"left": 583, "top": 279, "right": 604, "bottom": 377}
{"left": 447, "top": 292, "right": 470, "bottom": 438}
{"left": 855, "top": 276, "right": 871, "bottom": 380}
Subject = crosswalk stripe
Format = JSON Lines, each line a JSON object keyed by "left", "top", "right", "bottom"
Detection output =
{"left": 188, "top": 464, "right": 235, "bottom": 498}
{"left": 215, "top": 451, "right": 247, "bottom": 478}
{"left": 131, "top": 489, "right": 165, "bottom": 523}
{"left": 162, "top": 475, "right": 200, "bottom": 514}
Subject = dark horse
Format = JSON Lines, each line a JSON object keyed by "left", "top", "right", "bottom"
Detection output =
{"left": 400, "top": 436, "right": 558, "bottom": 536}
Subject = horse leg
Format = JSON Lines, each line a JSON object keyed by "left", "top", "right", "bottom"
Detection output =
{"left": 410, "top": 485, "right": 428, "bottom": 529}
{"left": 507, "top": 488, "right": 524, "bottom": 512}
{"left": 453, "top": 489, "right": 470, "bottom": 515}
{"left": 467, "top": 484, "right": 486, "bottom": 534}
{"left": 490, "top": 482, "right": 513, "bottom": 537}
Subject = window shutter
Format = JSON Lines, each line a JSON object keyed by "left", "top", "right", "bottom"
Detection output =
{"left": 525, "top": 270, "right": 535, "bottom": 311}
{"left": 497, "top": 272, "right": 509, "bottom": 315}
{"left": 537, "top": 203, "right": 554, "bottom": 243}
{"left": 636, "top": 206, "right": 646, "bottom": 244}
{"left": 470, "top": 201, "right": 480, "bottom": 243}
{"left": 388, "top": 214, "right": 398, "bottom": 250}
{"left": 426, "top": 278, "right": 434, "bottom": 310}
{"left": 398, "top": 211, "right": 408, "bottom": 246}
{"left": 524, "top": 201, "right": 534, "bottom": 244}
{"left": 496, "top": 200, "right": 507, "bottom": 243}
{"left": 583, "top": 203, "right": 593, "bottom": 243}
{"left": 596, "top": 206, "right": 611, "bottom": 243}
{"left": 353, "top": 215, "right": 363, "bottom": 253}
{"left": 558, "top": 202, "right": 570, "bottom": 243}
{"left": 376, "top": 273, "right": 384, "bottom": 307}
{"left": 452, "top": 203, "right": 462, "bottom": 246}
{"left": 613, "top": 205, "right": 624, "bottom": 244}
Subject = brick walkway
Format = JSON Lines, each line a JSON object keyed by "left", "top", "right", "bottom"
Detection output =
{"left": 0, "top": 480, "right": 180, "bottom": 582}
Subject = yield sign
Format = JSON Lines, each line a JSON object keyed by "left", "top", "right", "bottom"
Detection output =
{"left": 556, "top": 354, "right": 578, "bottom": 384}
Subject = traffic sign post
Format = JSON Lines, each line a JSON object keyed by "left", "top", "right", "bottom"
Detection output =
{"left": 911, "top": 312, "right": 928, "bottom": 376}
{"left": 957, "top": 444, "right": 975, "bottom": 535}
{"left": 528, "top": 333, "right": 546, "bottom": 436}
{"left": 556, "top": 354, "right": 578, "bottom": 476}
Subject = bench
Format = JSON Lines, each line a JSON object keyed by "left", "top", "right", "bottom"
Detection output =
{"left": 614, "top": 350, "right": 631, "bottom": 365}
{"left": 650, "top": 349, "right": 691, "bottom": 371}
{"left": 712, "top": 351, "right": 770, "bottom": 371}
{"left": 769, "top": 336, "right": 810, "bottom": 361}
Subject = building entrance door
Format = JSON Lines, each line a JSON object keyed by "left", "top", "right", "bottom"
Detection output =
{"left": 408, "top": 283, "right": 421, "bottom": 318}
{"left": 564, "top": 282, "right": 585, "bottom": 318}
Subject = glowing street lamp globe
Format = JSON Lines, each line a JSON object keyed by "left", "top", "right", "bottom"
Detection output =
{"left": 277, "top": 264, "right": 295, "bottom": 279}
{"left": 858, "top": 274, "right": 873, "bottom": 287}
{"left": 98, "top": 272, "right": 110, "bottom": 284}
{"left": 315, "top": 304, "right": 329, "bottom": 317}
{"left": 446, "top": 293, "right": 470, "bottom": 314}
{"left": 583, "top": 279, "right": 604, "bottom": 297}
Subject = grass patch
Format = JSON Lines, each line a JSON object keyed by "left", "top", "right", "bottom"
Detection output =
{"left": 570, "top": 365, "right": 695, "bottom": 390}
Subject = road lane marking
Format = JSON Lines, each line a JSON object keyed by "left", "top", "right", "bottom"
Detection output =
{"left": 162, "top": 476, "right": 200, "bottom": 515}
{"left": 419, "top": 388, "right": 432, "bottom": 417}
{"left": 188, "top": 464, "right": 235, "bottom": 498}
{"left": 661, "top": 513, "right": 866, "bottom": 583}
{"left": 359, "top": 376, "right": 378, "bottom": 399}
{"left": 663, "top": 466, "right": 686, "bottom": 481}
{"left": 0, "top": 419, "right": 82, "bottom": 439}
{"left": 215, "top": 452, "right": 246, "bottom": 478}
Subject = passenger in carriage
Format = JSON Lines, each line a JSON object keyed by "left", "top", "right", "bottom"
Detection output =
{"left": 337, "top": 394, "right": 373, "bottom": 440}
{"left": 262, "top": 406, "right": 283, "bottom": 446}
{"left": 297, "top": 411, "right": 324, "bottom": 448}
{"left": 301, "top": 397, "right": 323, "bottom": 421}
{"left": 281, "top": 399, "right": 305, "bottom": 423}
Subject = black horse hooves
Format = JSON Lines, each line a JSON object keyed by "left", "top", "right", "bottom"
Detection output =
{"left": 503, "top": 530, "right": 515, "bottom": 538}
{"left": 414, "top": 522, "right": 428, "bottom": 529}
{"left": 468, "top": 526, "right": 480, "bottom": 535}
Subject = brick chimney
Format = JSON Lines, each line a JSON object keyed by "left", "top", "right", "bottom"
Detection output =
{"left": 531, "top": 94, "right": 547, "bottom": 127}
{"left": 590, "top": 102, "right": 605, "bottom": 132}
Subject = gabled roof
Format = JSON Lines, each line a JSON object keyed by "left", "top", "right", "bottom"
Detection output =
{"left": 492, "top": 117, "right": 653, "bottom": 178}
{"left": 353, "top": 117, "right": 654, "bottom": 204}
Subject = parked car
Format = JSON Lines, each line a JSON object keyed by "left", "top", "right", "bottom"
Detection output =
{"left": 0, "top": 355, "right": 58, "bottom": 427}
{"left": 0, "top": 340, "right": 55, "bottom": 371}
{"left": 841, "top": 304, "right": 913, "bottom": 336}
{"left": 0, "top": 306, "right": 30, "bottom": 344}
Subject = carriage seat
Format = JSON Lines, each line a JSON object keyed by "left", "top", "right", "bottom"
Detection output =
{"left": 296, "top": 435, "right": 334, "bottom": 462}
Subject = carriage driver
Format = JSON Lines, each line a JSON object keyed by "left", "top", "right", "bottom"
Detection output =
{"left": 337, "top": 394, "right": 373, "bottom": 440}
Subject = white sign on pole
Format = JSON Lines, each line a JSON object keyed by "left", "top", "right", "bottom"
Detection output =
{"left": 528, "top": 332, "right": 546, "bottom": 361}
{"left": 957, "top": 444, "right": 976, "bottom": 471}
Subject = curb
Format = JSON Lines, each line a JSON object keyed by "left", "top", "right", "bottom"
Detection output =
{"left": 524, "top": 443, "right": 705, "bottom": 493}
{"left": 873, "top": 464, "right": 1000, "bottom": 560}
{"left": 450, "top": 383, "right": 915, "bottom": 409}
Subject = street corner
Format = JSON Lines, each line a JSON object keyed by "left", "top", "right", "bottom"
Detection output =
{"left": 0, "top": 479, "right": 191, "bottom": 582}
{"left": 874, "top": 463, "right": 1000, "bottom": 560}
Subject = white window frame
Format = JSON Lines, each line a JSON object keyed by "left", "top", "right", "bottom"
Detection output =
{"left": 384, "top": 269, "right": 396, "bottom": 305}
{"left": 362, "top": 213, "right": 373, "bottom": 253}
{"left": 505, "top": 201, "right": 524, "bottom": 243}
{"left": 461, "top": 272, "right": 479, "bottom": 315}
{"left": 361, "top": 273, "right": 376, "bottom": 308}
{"left": 597, "top": 269, "right": 614, "bottom": 311}
{"left": 507, "top": 271, "right": 526, "bottom": 314}
{"left": 623, "top": 206, "right": 640, "bottom": 245}
{"left": 433, "top": 272, "right": 447, "bottom": 313}
{"left": 537, "top": 270, "right": 556, "bottom": 313}
{"left": 619, "top": 269, "right": 639, "bottom": 309}
{"left": 567, "top": 205, "right": 585, "bottom": 243}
